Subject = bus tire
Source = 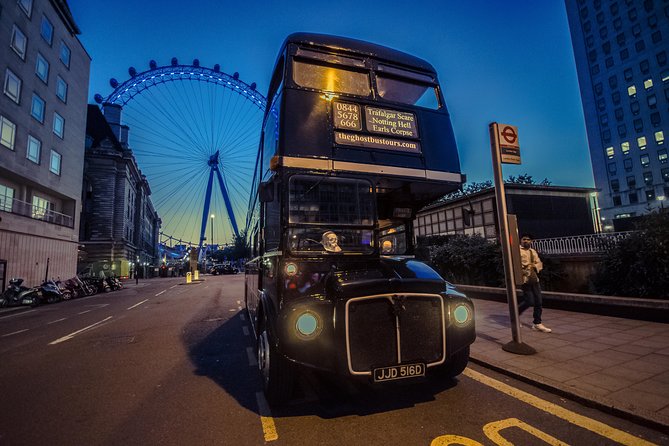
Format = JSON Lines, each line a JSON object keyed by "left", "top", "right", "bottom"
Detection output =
{"left": 435, "top": 346, "right": 470, "bottom": 378}
{"left": 257, "top": 325, "right": 294, "bottom": 405}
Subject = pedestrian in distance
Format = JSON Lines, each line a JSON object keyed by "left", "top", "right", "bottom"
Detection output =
{"left": 518, "top": 234, "right": 552, "bottom": 333}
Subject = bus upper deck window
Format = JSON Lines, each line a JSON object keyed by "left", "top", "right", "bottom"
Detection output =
{"left": 376, "top": 75, "right": 440, "bottom": 110}
{"left": 293, "top": 59, "right": 371, "bottom": 97}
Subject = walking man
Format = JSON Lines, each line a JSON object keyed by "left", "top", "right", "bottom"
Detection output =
{"left": 518, "top": 234, "right": 551, "bottom": 333}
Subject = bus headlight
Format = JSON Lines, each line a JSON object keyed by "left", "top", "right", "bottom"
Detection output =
{"left": 295, "top": 311, "right": 321, "bottom": 339}
{"left": 453, "top": 304, "right": 472, "bottom": 325}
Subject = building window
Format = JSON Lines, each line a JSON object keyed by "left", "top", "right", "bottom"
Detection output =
{"left": 18, "top": 0, "right": 33, "bottom": 17}
{"left": 658, "top": 51, "right": 667, "bottom": 66}
{"left": 35, "top": 53, "right": 49, "bottom": 84}
{"left": 618, "top": 124, "right": 627, "bottom": 137}
{"left": 599, "top": 25, "right": 607, "bottom": 37}
{"left": 631, "top": 101, "right": 640, "bottom": 115}
{"left": 617, "top": 32, "right": 626, "bottom": 46}
{"left": 611, "top": 179, "right": 620, "bottom": 191}
{"left": 624, "top": 159, "right": 633, "bottom": 172}
{"left": 640, "top": 59, "right": 649, "bottom": 73}
{"left": 588, "top": 49, "right": 597, "bottom": 62}
{"left": 56, "top": 77, "right": 67, "bottom": 102}
{"left": 53, "top": 112, "right": 64, "bottom": 138}
{"left": 644, "top": 79, "right": 654, "bottom": 90}
{"left": 610, "top": 2, "right": 619, "bottom": 15}
{"left": 606, "top": 146, "right": 615, "bottom": 158}
{"left": 612, "top": 195, "right": 622, "bottom": 206}
{"left": 600, "top": 114, "right": 609, "bottom": 125}
{"left": 629, "top": 191, "right": 639, "bottom": 204}
{"left": 608, "top": 75, "right": 617, "bottom": 88}
{"left": 632, "top": 23, "right": 641, "bottom": 36}
{"left": 0, "top": 184, "right": 15, "bottom": 212}
{"left": 606, "top": 57, "right": 614, "bottom": 68}
{"left": 595, "top": 83, "right": 603, "bottom": 95}
{"left": 603, "top": 129, "right": 611, "bottom": 142}
{"left": 615, "top": 108, "right": 624, "bottom": 121}
{"left": 10, "top": 25, "right": 27, "bottom": 60}
{"left": 40, "top": 15, "right": 53, "bottom": 45}
{"left": 638, "top": 136, "right": 647, "bottom": 149}
{"left": 659, "top": 149, "right": 668, "bottom": 164}
{"left": 635, "top": 40, "right": 646, "bottom": 53}
{"left": 60, "top": 42, "right": 71, "bottom": 68}
{"left": 586, "top": 35, "right": 594, "bottom": 47}
{"left": 640, "top": 154, "right": 650, "bottom": 167}
{"left": 623, "top": 68, "right": 633, "bottom": 80}
{"left": 620, "top": 48, "right": 629, "bottom": 60}
{"left": 656, "top": 131, "right": 665, "bottom": 144}
{"left": 614, "top": 17, "right": 622, "bottom": 29}
{"left": 49, "top": 150, "right": 61, "bottom": 175}
{"left": 27, "top": 135, "right": 41, "bottom": 163}
{"left": 31, "top": 195, "right": 50, "bottom": 220}
{"left": 608, "top": 162, "right": 617, "bottom": 174}
{"left": 31, "top": 94, "right": 45, "bottom": 123}
{"left": 652, "top": 31, "right": 663, "bottom": 44}
{"left": 612, "top": 91, "right": 621, "bottom": 104}
{"left": 662, "top": 168, "right": 669, "bottom": 182}
{"left": 628, "top": 85, "right": 637, "bottom": 96}
{"left": 644, "top": 171, "right": 653, "bottom": 186}
{"left": 634, "top": 118, "right": 643, "bottom": 132}
{"left": 650, "top": 112, "right": 661, "bottom": 126}
{"left": 0, "top": 116, "right": 17, "bottom": 150}
{"left": 622, "top": 141, "right": 630, "bottom": 154}
{"left": 628, "top": 7, "right": 637, "bottom": 20}
{"left": 597, "top": 12, "right": 605, "bottom": 24}
{"left": 597, "top": 98, "right": 606, "bottom": 110}
{"left": 646, "top": 189, "right": 656, "bottom": 201}
{"left": 3, "top": 69, "right": 21, "bottom": 104}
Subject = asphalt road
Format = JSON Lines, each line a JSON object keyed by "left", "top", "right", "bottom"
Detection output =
{"left": 0, "top": 275, "right": 665, "bottom": 446}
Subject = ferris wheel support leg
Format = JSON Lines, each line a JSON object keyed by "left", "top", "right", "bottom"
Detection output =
{"left": 199, "top": 168, "right": 216, "bottom": 252}
{"left": 214, "top": 168, "right": 240, "bottom": 238}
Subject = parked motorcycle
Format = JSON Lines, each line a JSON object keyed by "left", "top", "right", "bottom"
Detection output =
{"left": 106, "top": 276, "right": 123, "bottom": 291}
{"left": 38, "top": 280, "right": 67, "bottom": 303}
{"left": 0, "top": 278, "right": 40, "bottom": 307}
{"left": 75, "top": 276, "right": 97, "bottom": 296}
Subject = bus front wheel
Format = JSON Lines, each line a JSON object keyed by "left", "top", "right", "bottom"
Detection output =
{"left": 257, "top": 326, "right": 294, "bottom": 405}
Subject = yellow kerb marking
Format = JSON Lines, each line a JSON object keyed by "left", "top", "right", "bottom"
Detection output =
{"left": 484, "top": 418, "right": 568, "bottom": 446}
{"left": 431, "top": 434, "right": 484, "bottom": 446}
{"left": 255, "top": 392, "right": 278, "bottom": 442}
{"left": 463, "top": 368, "right": 657, "bottom": 446}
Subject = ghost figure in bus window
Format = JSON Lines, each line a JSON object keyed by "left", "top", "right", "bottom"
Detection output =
{"left": 321, "top": 231, "right": 342, "bottom": 252}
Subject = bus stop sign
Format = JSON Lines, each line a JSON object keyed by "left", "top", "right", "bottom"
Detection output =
{"left": 495, "top": 123, "right": 521, "bottom": 165}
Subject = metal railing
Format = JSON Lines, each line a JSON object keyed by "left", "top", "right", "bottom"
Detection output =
{"left": 534, "top": 231, "right": 634, "bottom": 255}
{"left": 0, "top": 197, "right": 74, "bottom": 228}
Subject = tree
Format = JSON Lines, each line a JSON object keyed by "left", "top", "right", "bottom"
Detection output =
{"left": 434, "top": 174, "right": 551, "bottom": 204}
{"left": 230, "top": 230, "right": 251, "bottom": 261}
{"left": 506, "top": 174, "right": 552, "bottom": 186}
{"left": 593, "top": 212, "right": 669, "bottom": 298}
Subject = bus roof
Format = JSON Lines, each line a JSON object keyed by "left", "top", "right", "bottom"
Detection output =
{"left": 282, "top": 32, "right": 437, "bottom": 74}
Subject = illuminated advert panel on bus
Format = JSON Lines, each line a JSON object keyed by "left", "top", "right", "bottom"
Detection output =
{"left": 332, "top": 100, "right": 421, "bottom": 154}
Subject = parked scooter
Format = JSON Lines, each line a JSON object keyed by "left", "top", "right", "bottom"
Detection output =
{"left": 0, "top": 278, "right": 40, "bottom": 307}
{"left": 106, "top": 276, "right": 123, "bottom": 291}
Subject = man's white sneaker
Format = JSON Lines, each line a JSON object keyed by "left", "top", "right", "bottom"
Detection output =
{"left": 532, "top": 323, "right": 552, "bottom": 333}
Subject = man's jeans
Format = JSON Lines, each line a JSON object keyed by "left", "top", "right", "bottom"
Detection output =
{"left": 519, "top": 282, "right": 543, "bottom": 325}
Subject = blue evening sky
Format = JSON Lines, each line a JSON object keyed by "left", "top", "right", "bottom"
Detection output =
{"left": 69, "top": 0, "right": 594, "bottom": 188}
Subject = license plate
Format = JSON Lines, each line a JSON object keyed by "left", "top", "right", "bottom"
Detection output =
{"left": 373, "top": 363, "right": 425, "bottom": 382}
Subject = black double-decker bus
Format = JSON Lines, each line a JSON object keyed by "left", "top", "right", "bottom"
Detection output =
{"left": 245, "top": 33, "right": 475, "bottom": 404}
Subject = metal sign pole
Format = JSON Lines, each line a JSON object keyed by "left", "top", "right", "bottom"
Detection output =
{"left": 489, "top": 122, "right": 536, "bottom": 355}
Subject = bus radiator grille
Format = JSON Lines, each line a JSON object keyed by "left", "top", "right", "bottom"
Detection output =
{"left": 346, "top": 294, "right": 444, "bottom": 373}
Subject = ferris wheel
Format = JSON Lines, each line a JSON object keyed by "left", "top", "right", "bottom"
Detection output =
{"left": 95, "top": 58, "right": 266, "bottom": 252}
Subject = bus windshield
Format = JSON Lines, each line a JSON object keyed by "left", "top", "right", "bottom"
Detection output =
{"left": 288, "top": 175, "right": 375, "bottom": 254}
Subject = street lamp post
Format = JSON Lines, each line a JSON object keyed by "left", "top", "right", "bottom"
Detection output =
{"left": 210, "top": 214, "right": 215, "bottom": 248}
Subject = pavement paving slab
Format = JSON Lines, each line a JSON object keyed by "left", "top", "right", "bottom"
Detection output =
{"left": 468, "top": 297, "right": 669, "bottom": 433}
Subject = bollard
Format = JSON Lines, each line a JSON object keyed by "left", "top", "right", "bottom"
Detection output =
{"left": 194, "top": 270, "right": 199, "bottom": 281}
{"left": 186, "top": 272, "right": 192, "bottom": 284}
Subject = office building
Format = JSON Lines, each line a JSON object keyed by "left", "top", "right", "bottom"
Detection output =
{"left": 565, "top": 0, "right": 669, "bottom": 230}
{"left": 0, "top": 0, "right": 90, "bottom": 289}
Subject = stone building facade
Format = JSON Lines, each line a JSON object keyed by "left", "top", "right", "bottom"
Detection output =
{"left": 0, "top": 0, "right": 90, "bottom": 289}
{"left": 80, "top": 104, "right": 160, "bottom": 278}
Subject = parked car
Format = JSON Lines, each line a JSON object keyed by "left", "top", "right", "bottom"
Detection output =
{"left": 209, "top": 264, "right": 239, "bottom": 275}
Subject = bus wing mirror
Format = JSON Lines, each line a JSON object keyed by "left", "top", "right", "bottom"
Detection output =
{"left": 259, "top": 182, "right": 274, "bottom": 203}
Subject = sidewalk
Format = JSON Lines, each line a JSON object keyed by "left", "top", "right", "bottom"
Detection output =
{"left": 469, "top": 297, "right": 669, "bottom": 432}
